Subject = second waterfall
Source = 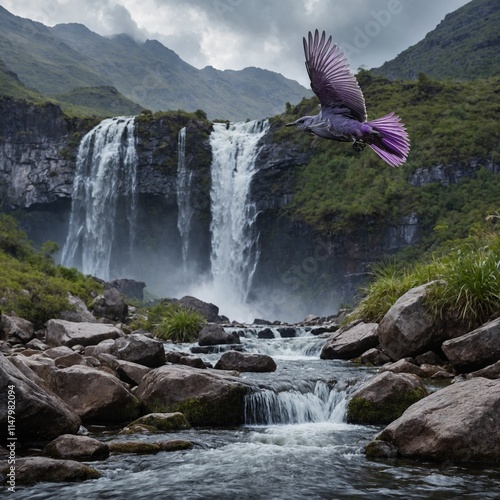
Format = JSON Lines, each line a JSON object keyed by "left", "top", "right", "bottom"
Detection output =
{"left": 191, "top": 120, "right": 270, "bottom": 320}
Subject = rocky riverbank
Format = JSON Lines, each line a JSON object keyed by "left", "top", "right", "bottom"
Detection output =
{"left": 1, "top": 281, "right": 500, "bottom": 487}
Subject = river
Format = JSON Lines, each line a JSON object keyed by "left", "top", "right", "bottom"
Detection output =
{"left": 12, "top": 327, "right": 500, "bottom": 499}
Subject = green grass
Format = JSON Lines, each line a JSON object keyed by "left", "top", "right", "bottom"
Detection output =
{"left": 0, "top": 215, "right": 102, "bottom": 328}
{"left": 349, "top": 230, "right": 500, "bottom": 329}
{"left": 153, "top": 306, "right": 206, "bottom": 343}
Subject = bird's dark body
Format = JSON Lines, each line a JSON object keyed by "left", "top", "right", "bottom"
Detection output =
{"left": 287, "top": 30, "right": 410, "bottom": 167}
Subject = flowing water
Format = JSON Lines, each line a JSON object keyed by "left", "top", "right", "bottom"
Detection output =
{"left": 190, "top": 120, "right": 270, "bottom": 321}
{"left": 61, "top": 116, "right": 138, "bottom": 281}
{"left": 176, "top": 126, "right": 194, "bottom": 277}
{"left": 11, "top": 330, "right": 500, "bottom": 499}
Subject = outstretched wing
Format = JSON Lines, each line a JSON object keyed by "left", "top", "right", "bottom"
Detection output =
{"left": 303, "top": 29, "right": 367, "bottom": 122}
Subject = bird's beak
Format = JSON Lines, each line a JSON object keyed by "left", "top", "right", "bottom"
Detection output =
{"left": 285, "top": 122, "right": 295, "bottom": 127}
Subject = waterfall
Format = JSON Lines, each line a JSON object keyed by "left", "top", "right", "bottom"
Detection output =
{"left": 176, "top": 126, "right": 194, "bottom": 275}
{"left": 61, "top": 116, "right": 137, "bottom": 281}
{"left": 244, "top": 381, "right": 349, "bottom": 425}
{"left": 206, "top": 120, "right": 269, "bottom": 314}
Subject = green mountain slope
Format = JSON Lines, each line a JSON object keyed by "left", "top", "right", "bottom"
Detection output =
{"left": 0, "top": 7, "right": 311, "bottom": 120}
{"left": 373, "top": 0, "right": 500, "bottom": 80}
{"left": 50, "top": 23, "right": 311, "bottom": 120}
{"left": 0, "top": 6, "right": 111, "bottom": 94}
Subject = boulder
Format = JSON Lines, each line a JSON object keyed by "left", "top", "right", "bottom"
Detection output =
{"left": 114, "top": 359, "right": 152, "bottom": 385}
{"left": 107, "top": 278, "right": 146, "bottom": 301}
{"left": 360, "top": 348, "right": 391, "bottom": 366}
{"left": 470, "top": 360, "right": 500, "bottom": 379}
{"left": 84, "top": 339, "right": 116, "bottom": 357}
{"left": 9, "top": 354, "right": 58, "bottom": 391}
{"left": 0, "top": 354, "right": 81, "bottom": 446}
{"left": 257, "top": 328, "right": 275, "bottom": 339}
{"left": 1, "top": 456, "right": 100, "bottom": 484}
{"left": 129, "top": 412, "right": 191, "bottom": 431}
{"left": 277, "top": 327, "right": 296, "bottom": 338}
{"left": 165, "top": 351, "right": 207, "bottom": 369}
{"left": 381, "top": 359, "right": 426, "bottom": 377}
{"left": 43, "top": 434, "right": 109, "bottom": 461}
{"left": 107, "top": 440, "right": 161, "bottom": 454}
{"left": 214, "top": 350, "right": 277, "bottom": 372}
{"left": 25, "top": 338, "right": 49, "bottom": 351}
{"left": 92, "top": 288, "right": 128, "bottom": 322}
{"left": 367, "top": 378, "right": 500, "bottom": 462}
{"left": 53, "top": 365, "right": 141, "bottom": 423}
{"left": 60, "top": 293, "right": 96, "bottom": 323}
{"left": 179, "top": 295, "right": 219, "bottom": 322}
{"left": 157, "top": 439, "right": 193, "bottom": 452}
{"left": 198, "top": 324, "right": 240, "bottom": 346}
{"left": 54, "top": 352, "right": 91, "bottom": 369}
{"left": 44, "top": 346, "right": 76, "bottom": 359}
{"left": 136, "top": 365, "right": 251, "bottom": 426}
{"left": 111, "top": 333, "right": 165, "bottom": 368}
{"left": 378, "top": 283, "right": 438, "bottom": 360}
{"left": 0, "top": 314, "right": 34, "bottom": 344}
{"left": 441, "top": 317, "right": 500, "bottom": 372}
{"left": 46, "top": 320, "right": 122, "bottom": 348}
{"left": 347, "top": 371, "right": 428, "bottom": 425}
{"left": 320, "top": 322, "right": 379, "bottom": 360}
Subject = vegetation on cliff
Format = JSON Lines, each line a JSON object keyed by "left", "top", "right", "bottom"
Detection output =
{"left": 0, "top": 215, "right": 102, "bottom": 328}
{"left": 350, "top": 228, "right": 500, "bottom": 329}
{"left": 277, "top": 72, "right": 500, "bottom": 251}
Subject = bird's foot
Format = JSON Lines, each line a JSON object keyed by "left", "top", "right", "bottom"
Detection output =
{"left": 353, "top": 140, "right": 366, "bottom": 152}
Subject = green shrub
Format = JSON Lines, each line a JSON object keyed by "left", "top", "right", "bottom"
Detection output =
{"left": 153, "top": 306, "right": 206, "bottom": 343}
{"left": 0, "top": 216, "right": 102, "bottom": 328}
{"left": 350, "top": 231, "right": 500, "bottom": 329}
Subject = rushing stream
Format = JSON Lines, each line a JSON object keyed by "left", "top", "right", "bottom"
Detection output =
{"left": 12, "top": 329, "right": 500, "bottom": 499}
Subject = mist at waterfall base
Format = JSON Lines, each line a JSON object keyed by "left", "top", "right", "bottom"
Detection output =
{"left": 61, "top": 117, "right": 337, "bottom": 323}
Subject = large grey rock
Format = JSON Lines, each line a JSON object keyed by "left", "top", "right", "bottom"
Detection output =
{"left": 113, "top": 359, "right": 152, "bottom": 385}
{"left": 92, "top": 288, "right": 128, "bottom": 322}
{"left": 320, "top": 321, "right": 379, "bottom": 360}
{"left": 367, "top": 378, "right": 500, "bottom": 462}
{"left": 53, "top": 365, "right": 141, "bottom": 423}
{"left": 0, "top": 354, "right": 81, "bottom": 446}
{"left": 111, "top": 333, "right": 165, "bottom": 368}
{"left": 43, "top": 434, "right": 109, "bottom": 461}
{"left": 165, "top": 351, "right": 207, "bottom": 369}
{"left": 378, "top": 283, "right": 437, "bottom": 360}
{"left": 215, "top": 350, "right": 277, "bottom": 372}
{"left": 107, "top": 279, "right": 146, "bottom": 301}
{"left": 0, "top": 314, "right": 34, "bottom": 344}
{"left": 470, "top": 360, "right": 500, "bottom": 379}
{"left": 46, "top": 320, "right": 122, "bottom": 348}
{"left": 179, "top": 295, "right": 219, "bottom": 322}
{"left": 136, "top": 365, "right": 251, "bottom": 426}
{"left": 347, "top": 371, "right": 428, "bottom": 425}
{"left": 442, "top": 317, "right": 500, "bottom": 372}
{"left": 129, "top": 412, "right": 191, "bottom": 432}
{"left": 198, "top": 324, "right": 240, "bottom": 346}
{"left": 1, "top": 456, "right": 100, "bottom": 484}
{"left": 60, "top": 293, "right": 96, "bottom": 323}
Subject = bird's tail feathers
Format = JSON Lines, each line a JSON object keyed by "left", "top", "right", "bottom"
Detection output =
{"left": 367, "top": 112, "right": 410, "bottom": 167}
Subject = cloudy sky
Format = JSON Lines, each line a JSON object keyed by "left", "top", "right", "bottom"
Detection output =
{"left": 2, "top": 0, "right": 470, "bottom": 87}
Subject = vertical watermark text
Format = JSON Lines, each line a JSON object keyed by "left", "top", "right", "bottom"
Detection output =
{"left": 6, "top": 385, "right": 16, "bottom": 493}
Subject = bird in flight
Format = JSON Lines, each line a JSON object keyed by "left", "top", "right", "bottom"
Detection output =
{"left": 286, "top": 30, "right": 410, "bottom": 167}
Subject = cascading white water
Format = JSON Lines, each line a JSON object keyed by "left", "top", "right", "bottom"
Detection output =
{"left": 61, "top": 116, "right": 137, "bottom": 280}
{"left": 176, "top": 126, "right": 194, "bottom": 276}
{"left": 244, "top": 381, "right": 349, "bottom": 425}
{"left": 196, "top": 120, "right": 269, "bottom": 319}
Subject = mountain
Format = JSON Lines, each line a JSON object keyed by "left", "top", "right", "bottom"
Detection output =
{"left": 373, "top": 0, "right": 500, "bottom": 80}
{"left": 0, "top": 7, "right": 311, "bottom": 120}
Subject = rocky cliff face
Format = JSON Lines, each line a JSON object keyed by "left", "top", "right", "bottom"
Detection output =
{"left": 1, "top": 98, "right": 494, "bottom": 318}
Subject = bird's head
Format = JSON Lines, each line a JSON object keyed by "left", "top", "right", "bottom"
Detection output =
{"left": 285, "top": 116, "right": 315, "bottom": 130}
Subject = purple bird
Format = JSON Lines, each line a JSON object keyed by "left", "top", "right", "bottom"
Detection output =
{"left": 286, "top": 30, "right": 410, "bottom": 167}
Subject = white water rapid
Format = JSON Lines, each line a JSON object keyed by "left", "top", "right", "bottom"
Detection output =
{"left": 61, "top": 116, "right": 137, "bottom": 280}
{"left": 176, "top": 126, "right": 194, "bottom": 276}
{"left": 191, "top": 120, "right": 269, "bottom": 321}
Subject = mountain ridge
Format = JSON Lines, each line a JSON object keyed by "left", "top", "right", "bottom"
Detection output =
{"left": 373, "top": 0, "right": 500, "bottom": 80}
{"left": 0, "top": 7, "right": 311, "bottom": 120}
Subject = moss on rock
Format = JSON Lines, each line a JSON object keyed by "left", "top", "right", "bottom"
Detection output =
{"left": 347, "top": 388, "right": 428, "bottom": 425}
